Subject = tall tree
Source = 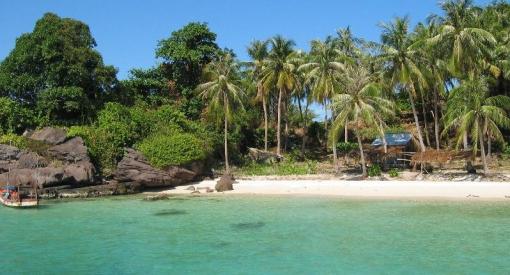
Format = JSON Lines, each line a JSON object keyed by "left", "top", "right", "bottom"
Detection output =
{"left": 379, "top": 17, "right": 428, "bottom": 152}
{"left": 247, "top": 40, "right": 270, "bottom": 151}
{"left": 261, "top": 36, "right": 298, "bottom": 155}
{"left": 196, "top": 53, "right": 245, "bottom": 174}
{"left": 443, "top": 78, "right": 510, "bottom": 174}
{"left": 0, "top": 13, "right": 117, "bottom": 118}
{"left": 299, "top": 40, "right": 345, "bottom": 170}
{"left": 330, "top": 66, "right": 395, "bottom": 176}
{"left": 157, "top": 22, "right": 220, "bottom": 119}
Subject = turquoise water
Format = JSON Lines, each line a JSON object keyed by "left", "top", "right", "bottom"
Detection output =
{"left": 1, "top": 195, "right": 510, "bottom": 274}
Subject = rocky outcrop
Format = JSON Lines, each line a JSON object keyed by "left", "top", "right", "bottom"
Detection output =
{"left": 248, "top": 147, "right": 283, "bottom": 163}
{"left": 29, "top": 127, "right": 67, "bottom": 145}
{"left": 0, "top": 144, "right": 21, "bottom": 161}
{"left": 215, "top": 174, "right": 235, "bottom": 192}
{"left": 17, "top": 152, "right": 48, "bottom": 169}
{"left": 113, "top": 148, "right": 196, "bottom": 189}
{"left": 48, "top": 137, "right": 90, "bottom": 163}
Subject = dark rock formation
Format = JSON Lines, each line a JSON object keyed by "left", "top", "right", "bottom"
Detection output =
{"left": 48, "top": 137, "right": 90, "bottom": 163}
{"left": 215, "top": 174, "right": 235, "bottom": 192}
{"left": 248, "top": 147, "right": 283, "bottom": 163}
{"left": 29, "top": 127, "right": 67, "bottom": 145}
{"left": 17, "top": 152, "right": 48, "bottom": 169}
{"left": 0, "top": 144, "right": 21, "bottom": 161}
{"left": 114, "top": 148, "right": 196, "bottom": 189}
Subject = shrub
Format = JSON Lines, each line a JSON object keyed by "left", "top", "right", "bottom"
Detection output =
{"left": 368, "top": 164, "right": 382, "bottom": 177}
{"left": 336, "top": 142, "right": 358, "bottom": 153}
{"left": 0, "top": 97, "right": 35, "bottom": 134}
{"left": 137, "top": 133, "right": 209, "bottom": 168}
{"left": 389, "top": 168, "right": 400, "bottom": 178}
{"left": 0, "top": 133, "right": 28, "bottom": 148}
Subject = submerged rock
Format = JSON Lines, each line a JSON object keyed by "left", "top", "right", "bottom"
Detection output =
{"left": 215, "top": 174, "right": 235, "bottom": 192}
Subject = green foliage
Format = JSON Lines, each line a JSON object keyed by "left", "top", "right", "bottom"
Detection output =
{"left": 368, "top": 164, "right": 382, "bottom": 177}
{"left": 137, "top": 133, "right": 208, "bottom": 168}
{"left": 0, "top": 97, "right": 35, "bottom": 134}
{"left": 0, "top": 13, "right": 117, "bottom": 107}
{"left": 237, "top": 160, "right": 318, "bottom": 176}
{"left": 389, "top": 168, "right": 400, "bottom": 178}
{"left": 156, "top": 22, "right": 219, "bottom": 119}
{"left": 0, "top": 133, "right": 28, "bottom": 149}
{"left": 68, "top": 103, "right": 219, "bottom": 174}
{"left": 37, "top": 87, "right": 91, "bottom": 125}
{"left": 336, "top": 142, "right": 358, "bottom": 153}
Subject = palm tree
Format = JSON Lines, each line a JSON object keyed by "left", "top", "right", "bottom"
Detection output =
{"left": 443, "top": 78, "right": 510, "bottom": 174}
{"left": 428, "top": 0, "right": 496, "bottom": 77}
{"left": 196, "top": 53, "right": 245, "bottom": 174}
{"left": 299, "top": 40, "right": 345, "bottom": 170}
{"left": 261, "top": 36, "right": 298, "bottom": 156}
{"left": 330, "top": 66, "right": 395, "bottom": 177}
{"left": 379, "top": 17, "right": 428, "bottom": 152}
{"left": 247, "top": 40, "right": 270, "bottom": 151}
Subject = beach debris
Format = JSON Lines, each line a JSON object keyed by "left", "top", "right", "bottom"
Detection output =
{"left": 185, "top": 186, "right": 196, "bottom": 191}
{"left": 466, "top": 194, "right": 480, "bottom": 198}
{"left": 215, "top": 174, "right": 235, "bottom": 192}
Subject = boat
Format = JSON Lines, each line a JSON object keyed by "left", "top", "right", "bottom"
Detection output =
{"left": 0, "top": 184, "right": 39, "bottom": 208}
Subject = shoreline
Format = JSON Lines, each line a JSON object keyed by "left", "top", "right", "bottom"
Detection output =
{"left": 156, "top": 178, "right": 510, "bottom": 200}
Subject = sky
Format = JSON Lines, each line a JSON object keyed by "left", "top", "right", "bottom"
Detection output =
{"left": 0, "top": 0, "right": 494, "bottom": 80}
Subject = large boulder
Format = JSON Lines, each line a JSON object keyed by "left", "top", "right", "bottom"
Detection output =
{"left": 248, "top": 147, "right": 283, "bottom": 163}
{"left": 215, "top": 174, "right": 235, "bottom": 192}
{"left": 0, "top": 144, "right": 21, "bottom": 161}
{"left": 29, "top": 127, "right": 67, "bottom": 145}
{"left": 17, "top": 152, "right": 48, "bottom": 169}
{"left": 114, "top": 148, "right": 196, "bottom": 188}
{"left": 48, "top": 137, "right": 90, "bottom": 163}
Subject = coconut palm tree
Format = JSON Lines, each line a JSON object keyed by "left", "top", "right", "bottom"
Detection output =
{"left": 330, "top": 66, "right": 395, "bottom": 177}
{"left": 260, "top": 36, "right": 298, "bottom": 156}
{"left": 428, "top": 0, "right": 496, "bottom": 77}
{"left": 379, "top": 17, "right": 428, "bottom": 152}
{"left": 196, "top": 53, "right": 245, "bottom": 174}
{"left": 443, "top": 78, "right": 510, "bottom": 174}
{"left": 247, "top": 40, "right": 270, "bottom": 151}
{"left": 299, "top": 40, "right": 345, "bottom": 170}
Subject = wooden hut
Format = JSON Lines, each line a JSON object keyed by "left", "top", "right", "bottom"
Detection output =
{"left": 369, "top": 133, "right": 416, "bottom": 170}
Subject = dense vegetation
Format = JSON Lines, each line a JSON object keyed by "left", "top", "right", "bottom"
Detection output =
{"left": 1, "top": 0, "right": 510, "bottom": 177}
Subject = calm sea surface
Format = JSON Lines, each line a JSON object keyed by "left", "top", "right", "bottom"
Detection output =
{"left": 1, "top": 195, "right": 510, "bottom": 274}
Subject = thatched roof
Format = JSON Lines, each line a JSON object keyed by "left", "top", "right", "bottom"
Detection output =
{"left": 411, "top": 150, "right": 472, "bottom": 165}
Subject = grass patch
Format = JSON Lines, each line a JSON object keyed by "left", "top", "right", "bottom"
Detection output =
{"left": 235, "top": 160, "right": 318, "bottom": 176}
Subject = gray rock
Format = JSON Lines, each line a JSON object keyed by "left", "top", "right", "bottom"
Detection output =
{"left": 0, "top": 144, "right": 21, "bottom": 161}
{"left": 48, "top": 137, "right": 90, "bottom": 163}
{"left": 215, "top": 174, "right": 235, "bottom": 192}
{"left": 16, "top": 152, "right": 48, "bottom": 169}
{"left": 186, "top": 186, "right": 196, "bottom": 191}
{"left": 113, "top": 148, "right": 196, "bottom": 188}
{"left": 248, "top": 147, "right": 283, "bottom": 163}
{"left": 29, "top": 127, "right": 67, "bottom": 145}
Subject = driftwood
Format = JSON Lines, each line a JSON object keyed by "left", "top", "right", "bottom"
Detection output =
{"left": 247, "top": 148, "right": 283, "bottom": 163}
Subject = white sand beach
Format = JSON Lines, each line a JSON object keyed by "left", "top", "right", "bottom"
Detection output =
{"left": 157, "top": 176, "right": 510, "bottom": 200}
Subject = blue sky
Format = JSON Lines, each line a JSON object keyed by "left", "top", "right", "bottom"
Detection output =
{"left": 0, "top": 0, "right": 493, "bottom": 80}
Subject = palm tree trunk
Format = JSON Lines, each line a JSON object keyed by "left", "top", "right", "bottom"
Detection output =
{"left": 356, "top": 130, "right": 367, "bottom": 177}
{"left": 331, "top": 108, "right": 338, "bottom": 173}
{"left": 344, "top": 125, "right": 348, "bottom": 143}
{"left": 277, "top": 87, "right": 283, "bottom": 156}
{"left": 324, "top": 101, "right": 328, "bottom": 150}
{"left": 463, "top": 133, "right": 469, "bottom": 150}
{"left": 262, "top": 95, "right": 268, "bottom": 152}
{"left": 409, "top": 84, "right": 426, "bottom": 152}
{"left": 297, "top": 95, "right": 306, "bottom": 157}
{"left": 433, "top": 86, "right": 440, "bottom": 150}
{"left": 224, "top": 100, "right": 230, "bottom": 174}
{"left": 420, "top": 91, "right": 431, "bottom": 147}
{"left": 478, "top": 126, "right": 488, "bottom": 174}
{"left": 487, "top": 131, "right": 492, "bottom": 160}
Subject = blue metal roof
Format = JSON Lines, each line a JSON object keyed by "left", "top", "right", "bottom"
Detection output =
{"left": 372, "top": 133, "right": 412, "bottom": 147}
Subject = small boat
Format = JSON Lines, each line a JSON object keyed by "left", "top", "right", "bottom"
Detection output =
{"left": 0, "top": 185, "right": 39, "bottom": 208}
